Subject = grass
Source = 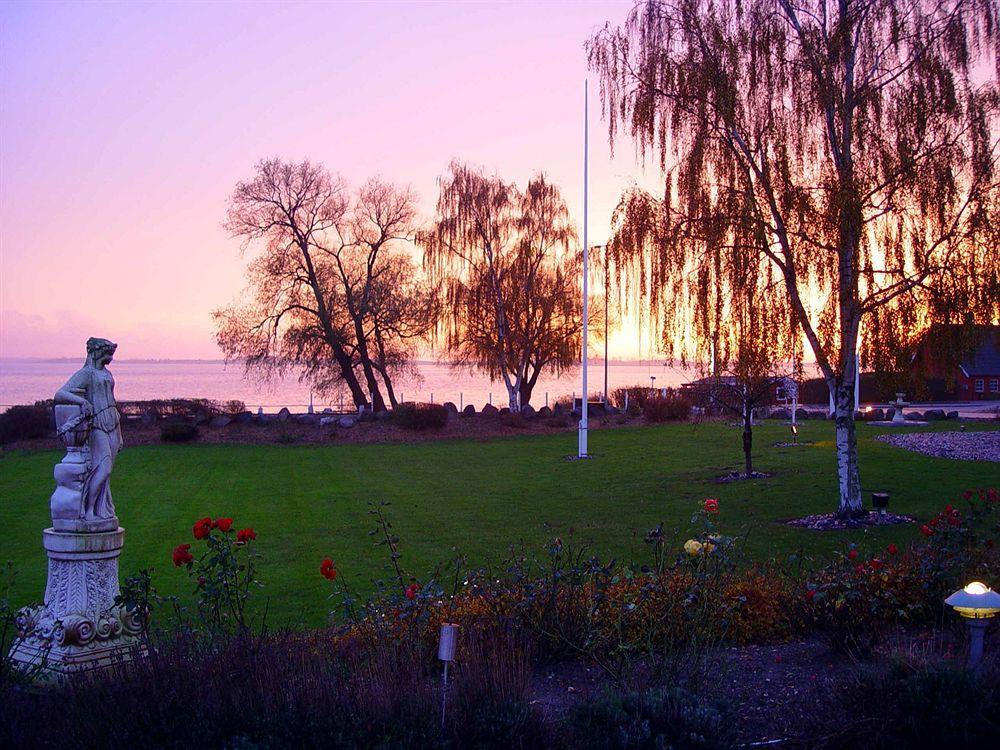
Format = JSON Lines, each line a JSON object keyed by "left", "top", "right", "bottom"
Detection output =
{"left": 1, "top": 419, "right": 997, "bottom": 628}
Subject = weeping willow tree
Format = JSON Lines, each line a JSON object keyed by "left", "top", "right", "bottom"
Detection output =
{"left": 420, "top": 161, "right": 583, "bottom": 410}
{"left": 588, "top": 0, "right": 999, "bottom": 517}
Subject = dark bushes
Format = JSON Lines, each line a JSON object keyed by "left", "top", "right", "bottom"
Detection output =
{"left": 393, "top": 402, "right": 449, "bottom": 430}
{"left": 160, "top": 422, "right": 199, "bottom": 443}
{"left": 564, "top": 687, "right": 737, "bottom": 750}
{"left": 824, "top": 664, "right": 1000, "bottom": 749}
{"left": 610, "top": 386, "right": 692, "bottom": 422}
{"left": 0, "top": 404, "right": 52, "bottom": 444}
{"left": 642, "top": 391, "right": 692, "bottom": 422}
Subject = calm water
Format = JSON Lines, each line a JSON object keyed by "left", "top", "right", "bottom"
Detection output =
{"left": 0, "top": 359, "right": 693, "bottom": 412}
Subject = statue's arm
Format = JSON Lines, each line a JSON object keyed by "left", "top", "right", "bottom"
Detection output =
{"left": 55, "top": 369, "right": 92, "bottom": 413}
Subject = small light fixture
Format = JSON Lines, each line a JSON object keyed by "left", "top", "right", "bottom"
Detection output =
{"left": 872, "top": 491, "right": 890, "bottom": 517}
{"left": 946, "top": 582, "right": 1000, "bottom": 669}
{"left": 790, "top": 424, "right": 798, "bottom": 445}
{"left": 438, "top": 623, "right": 459, "bottom": 727}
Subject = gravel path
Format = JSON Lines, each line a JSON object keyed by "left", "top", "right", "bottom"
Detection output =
{"left": 875, "top": 430, "right": 1000, "bottom": 462}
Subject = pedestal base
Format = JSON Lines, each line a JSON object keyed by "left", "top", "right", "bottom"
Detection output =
{"left": 8, "top": 527, "right": 143, "bottom": 685}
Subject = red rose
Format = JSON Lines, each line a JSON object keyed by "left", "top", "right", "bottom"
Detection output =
{"left": 948, "top": 514, "right": 961, "bottom": 527}
{"left": 869, "top": 559, "right": 884, "bottom": 570}
{"left": 704, "top": 498, "right": 719, "bottom": 514}
{"left": 320, "top": 557, "right": 338, "bottom": 581}
{"left": 405, "top": 583, "right": 420, "bottom": 600}
{"left": 236, "top": 527, "right": 257, "bottom": 544}
{"left": 963, "top": 490, "right": 973, "bottom": 501}
{"left": 854, "top": 564, "right": 865, "bottom": 575}
{"left": 806, "top": 589, "right": 815, "bottom": 601}
{"left": 945, "top": 504, "right": 953, "bottom": 514}
{"left": 215, "top": 517, "right": 233, "bottom": 532}
{"left": 920, "top": 524, "right": 934, "bottom": 537}
{"left": 887, "top": 543, "right": 898, "bottom": 556}
{"left": 987, "top": 488, "right": 998, "bottom": 502}
{"left": 172, "top": 543, "right": 193, "bottom": 567}
{"left": 193, "top": 517, "right": 213, "bottom": 540}
{"left": 847, "top": 549, "right": 858, "bottom": 561}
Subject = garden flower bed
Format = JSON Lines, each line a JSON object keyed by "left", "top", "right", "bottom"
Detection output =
{"left": 3, "top": 489, "right": 999, "bottom": 748}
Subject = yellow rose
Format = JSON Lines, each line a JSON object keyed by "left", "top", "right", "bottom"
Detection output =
{"left": 684, "top": 539, "right": 703, "bottom": 556}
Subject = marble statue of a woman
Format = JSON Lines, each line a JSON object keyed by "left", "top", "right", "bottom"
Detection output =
{"left": 52, "top": 337, "right": 123, "bottom": 532}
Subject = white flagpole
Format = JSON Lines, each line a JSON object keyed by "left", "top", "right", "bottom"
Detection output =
{"left": 579, "top": 79, "right": 590, "bottom": 458}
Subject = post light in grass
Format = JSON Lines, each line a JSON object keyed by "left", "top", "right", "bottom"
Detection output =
{"left": 946, "top": 582, "right": 1000, "bottom": 669}
{"left": 790, "top": 423, "right": 798, "bottom": 446}
{"left": 438, "top": 623, "right": 459, "bottom": 728}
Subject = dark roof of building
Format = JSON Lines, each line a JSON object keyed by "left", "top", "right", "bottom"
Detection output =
{"left": 960, "top": 330, "right": 1000, "bottom": 376}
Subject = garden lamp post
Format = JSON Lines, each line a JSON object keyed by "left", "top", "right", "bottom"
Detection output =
{"left": 945, "top": 581, "right": 1000, "bottom": 669}
{"left": 650, "top": 375, "right": 656, "bottom": 395}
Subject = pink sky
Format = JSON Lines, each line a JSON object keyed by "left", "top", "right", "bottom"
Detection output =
{"left": 0, "top": 0, "right": 665, "bottom": 361}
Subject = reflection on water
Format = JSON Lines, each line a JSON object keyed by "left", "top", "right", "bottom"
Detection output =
{"left": 1, "top": 359, "right": 694, "bottom": 411}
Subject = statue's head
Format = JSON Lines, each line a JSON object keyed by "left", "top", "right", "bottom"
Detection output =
{"left": 86, "top": 337, "right": 117, "bottom": 366}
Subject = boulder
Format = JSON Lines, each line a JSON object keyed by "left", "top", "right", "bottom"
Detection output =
{"left": 794, "top": 408, "right": 809, "bottom": 421}
{"left": 443, "top": 402, "right": 459, "bottom": 414}
{"left": 277, "top": 407, "right": 291, "bottom": 422}
{"left": 924, "top": 408, "right": 947, "bottom": 421}
{"left": 294, "top": 414, "right": 318, "bottom": 425}
{"left": 357, "top": 410, "right": 376, "bottom": 423}
{"left": 946, "top": 410, "right": 959, "bottom": 420}
{"left": 209, "top": 415, "right": 232, "bottom": 429}
{"left": 770, "top": 408, "right": 792, "bottom": 420}
{"left": 462, "top": 404, "right": 476, "bottom": 417}
{"left": 482, "top": 403, "right": 499, "bottom": 416}
{"left": 319, "top": 416, "right": 337, "bottom": 427}
{"left": 905, "top": 411, "right": 924, "bottom": 421}
{"left": 865, "top": 408, "right": 885, "bottom": 421}
{"left": 322, "top": 407, "right": 334, "bottom": 414}
{"left": 885, "top": 408, "right": 895, "bottom": 421}
{"left": 521, "top": 404, "right": 536, "bottom": 418}
{"left": 234, "top": 411, "right": 254, "bottom": 424}
{"left": 375, "top": 410, "right": 391, "bottom": 421}
{"left": 537, "top": 406, "right": 552, "bottom": 418}
{"left": 499, "top": 407, "right": 510, "bottom": 415}
{"left": 338, "top": 416, "right": 356, "bottom": 429}
{"left": 141, "top": 410, "right": 159, "bottom": 427}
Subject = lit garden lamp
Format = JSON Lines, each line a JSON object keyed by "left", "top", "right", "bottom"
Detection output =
{"left": 945, "top": 582, "right": 1000, "bottom": 669}
{"left": 790, "top": 423, "right": 798, "bottom": 445}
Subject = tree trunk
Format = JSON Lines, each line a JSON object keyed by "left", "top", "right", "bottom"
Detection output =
{"left": 834, "top": 376, "right": 863, "bottom": 518}
{"left": 329, "top": 342, "right": 368, "bottom": 408}
{"left": 742, "top": 402, "right": 753, "bottom": 477}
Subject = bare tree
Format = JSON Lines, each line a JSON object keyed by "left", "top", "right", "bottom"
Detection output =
{"left": 420, "top": 162, "right": 583, "bottom": 409}
{"left": 589, "top": 0, "right": 999, "bottom": 516}
{"left": 216, "top": 160, "right": 437, "bottom": 409}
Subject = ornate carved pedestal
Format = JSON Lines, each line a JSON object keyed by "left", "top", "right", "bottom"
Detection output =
{"left": 9, "top": 527, "right": 142, "bottom": 684}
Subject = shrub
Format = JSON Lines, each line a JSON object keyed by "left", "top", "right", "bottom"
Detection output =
{"left": 825, "top": 663, "right": 1000, "bottom": 749}
{"left": 160, "top": 422, "right": 199, "bottom": 443}
{"left": 500, "top": 411, "right": 529, "bottom": 429}
{"left": 393, "top": 402, "right": 449, "bottom": 430}
{"left": 563, "top": 687, "right": 737, "bottom": 750}
{"left": 0, "top": 404, "right": 52, "bottom": 444}
{"left": 643, "top": 390, "right": 692, "bottom": 422}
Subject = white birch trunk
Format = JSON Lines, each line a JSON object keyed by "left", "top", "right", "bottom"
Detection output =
{"left": 833, "top": 376, "right": 863, "bottom": 517}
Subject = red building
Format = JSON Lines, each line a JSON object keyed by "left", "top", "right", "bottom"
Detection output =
{"left": 912, "top": 325, "right": 1000, "bottom": 401}
{"left": 955, "top": 331, "right": 1000, "bottom": 400}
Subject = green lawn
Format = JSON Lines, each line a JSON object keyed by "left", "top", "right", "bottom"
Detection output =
{"left": 2, "top": 420, "right": 997, "bottom": 627}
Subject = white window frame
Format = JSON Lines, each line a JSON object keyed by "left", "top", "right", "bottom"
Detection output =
{"left": 975, "top": 378, "right": 984, "bottom": 393}
{"left": 991, "top": 378, "right": 999, "bottom": 393}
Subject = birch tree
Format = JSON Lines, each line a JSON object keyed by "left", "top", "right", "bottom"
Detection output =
{"left": 588, "top": 0, "right": 999, "bottom": 517}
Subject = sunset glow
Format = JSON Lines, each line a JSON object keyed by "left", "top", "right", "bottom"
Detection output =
{"left": 1, "top": 0, "right": 660, "bottom": 360}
